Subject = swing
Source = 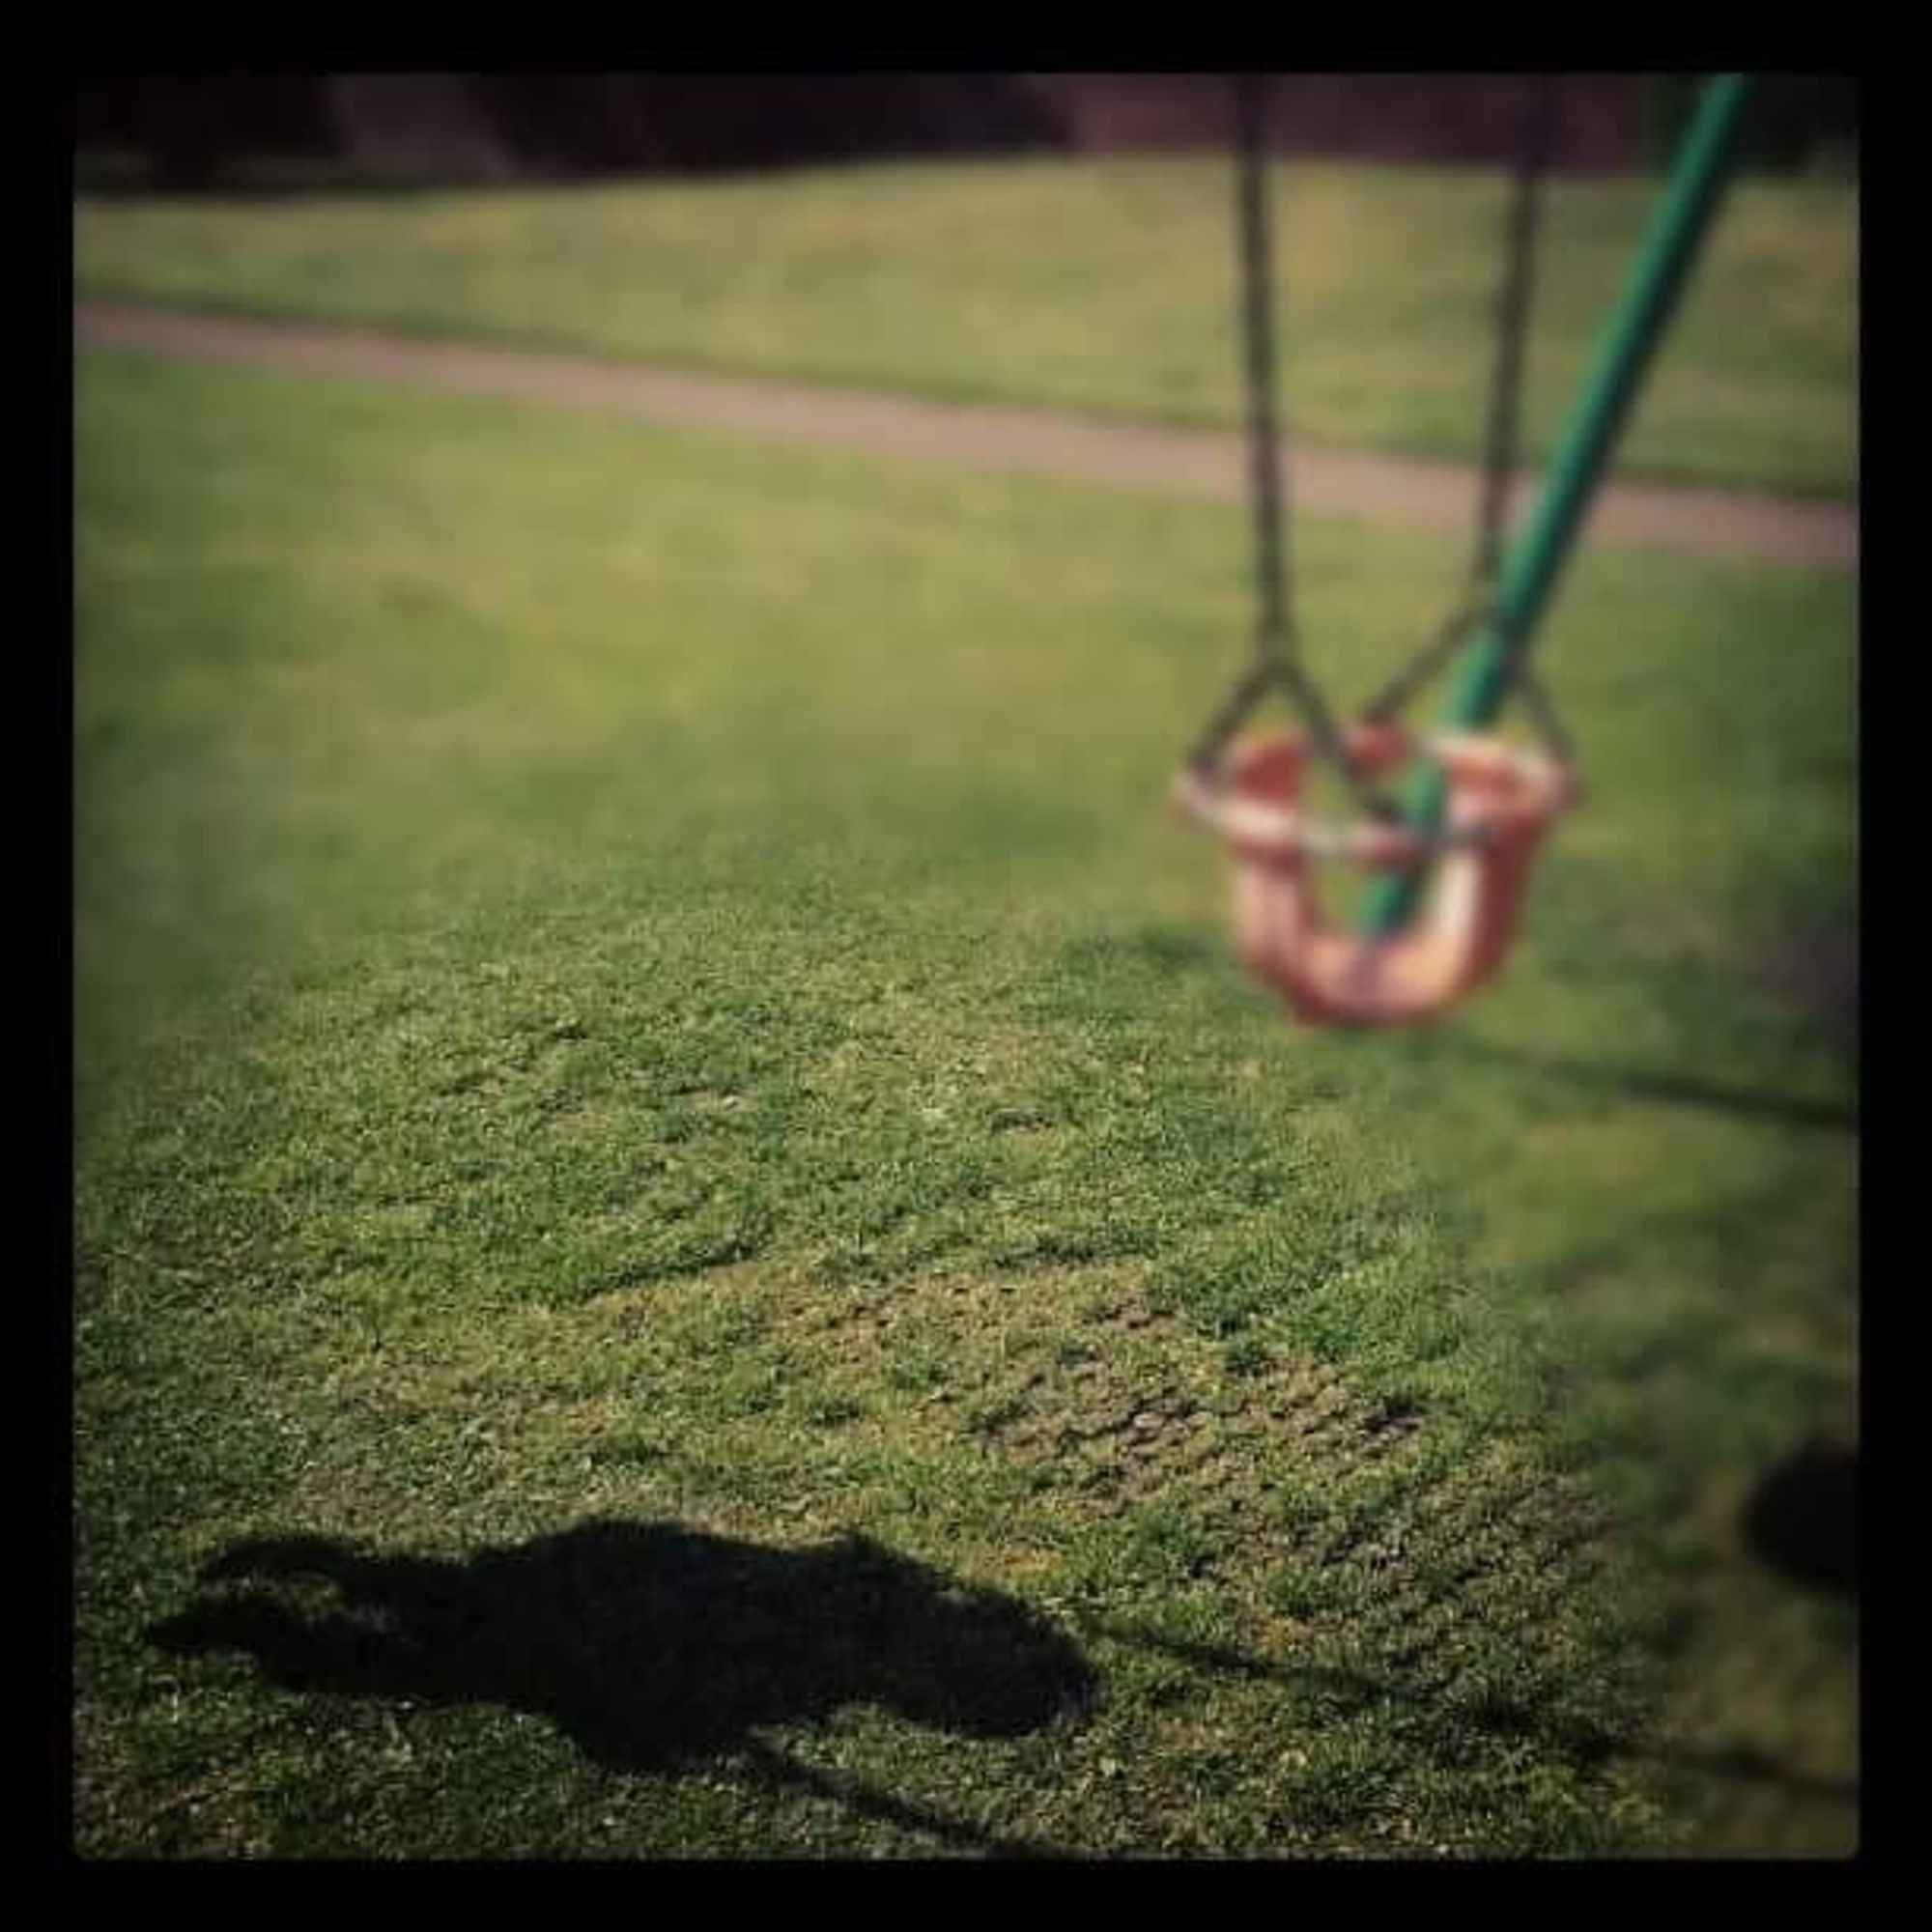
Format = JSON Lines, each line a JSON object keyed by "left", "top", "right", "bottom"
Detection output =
{"left": 1180, "top": 75, "right": 1579, "bottom": 1028}
{"left": 1176, "top": 722, "right": 1576, "bottom": 1026}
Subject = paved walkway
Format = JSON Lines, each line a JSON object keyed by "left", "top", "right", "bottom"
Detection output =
{"left": 78, "top": 300, "right": 1857, "bottom": 570}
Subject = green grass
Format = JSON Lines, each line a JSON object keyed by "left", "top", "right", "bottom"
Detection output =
{"left": 74, "top": 156, "right": 1858, "bottom": 497}
{"left": 74, "top": 349, "right": 1856, "bottom": 1858}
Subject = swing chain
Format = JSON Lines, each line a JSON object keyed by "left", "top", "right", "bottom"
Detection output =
{"left": 1189, "top": 74, "right": 1404, "bottom": 821}
{"left": 1190, "top": 74, "right": 1577, "bottom": 803}
{"left": 1362, "top": 74, "right": 1577, "bottom": 772}
{"left": 1473, "top": 73, "right": 1555, "bottom": 592}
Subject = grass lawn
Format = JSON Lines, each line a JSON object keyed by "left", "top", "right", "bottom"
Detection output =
{"left": 73, "top": 349, "right": 1856, "bottom": 1858}
{"left": 73, "top": 157, "right": 1858, "bottom": 498}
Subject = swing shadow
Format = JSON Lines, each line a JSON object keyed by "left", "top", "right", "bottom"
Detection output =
{"left": 1078, "top": 1613, "right": 1857, "bottom": 1807}
{"left": 1414, "top": 1031, "right": 1857, "bottom": 1135}
{"left": 149, "top": 1519, "right": 1097, "bottom": 1850}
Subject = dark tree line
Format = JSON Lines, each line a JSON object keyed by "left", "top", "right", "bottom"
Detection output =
{"left": 74, "top": 74, "right": 1857, "bottom": 193}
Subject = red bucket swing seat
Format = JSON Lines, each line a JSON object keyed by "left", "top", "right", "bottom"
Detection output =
{"left": 1177, "top": 721, "right": 1577, "bottom": 1027}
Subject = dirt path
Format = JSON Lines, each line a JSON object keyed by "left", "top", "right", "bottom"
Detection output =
{"left": 78, "top": 300, "right": 1857, "bottom": 570}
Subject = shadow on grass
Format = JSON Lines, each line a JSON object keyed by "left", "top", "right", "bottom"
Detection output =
{"left": 1745, "top": 1442, "right": 1858, "bottom": 1597}
{"left": 1412, "top": 1031, "right": 1857, "bottom": 1135}
{"left": 1078, "top": 1610, "right": 1857, "bottom": 1808}
{"left": 150, "top": 1519, "right": 1095, "bottom": 1852}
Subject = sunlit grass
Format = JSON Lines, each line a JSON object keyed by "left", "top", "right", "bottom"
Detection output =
{"left": 74, "top": 350, "right": 1855, "bottom": 1857}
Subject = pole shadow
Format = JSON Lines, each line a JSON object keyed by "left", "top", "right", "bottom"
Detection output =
{"left": 150, "top": 1520, "right": 1098, "bottom": 1783}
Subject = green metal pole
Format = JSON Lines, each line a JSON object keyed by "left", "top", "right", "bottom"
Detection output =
{"left": 1363, "top": 72, "right": 1754, "bottom": 935}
